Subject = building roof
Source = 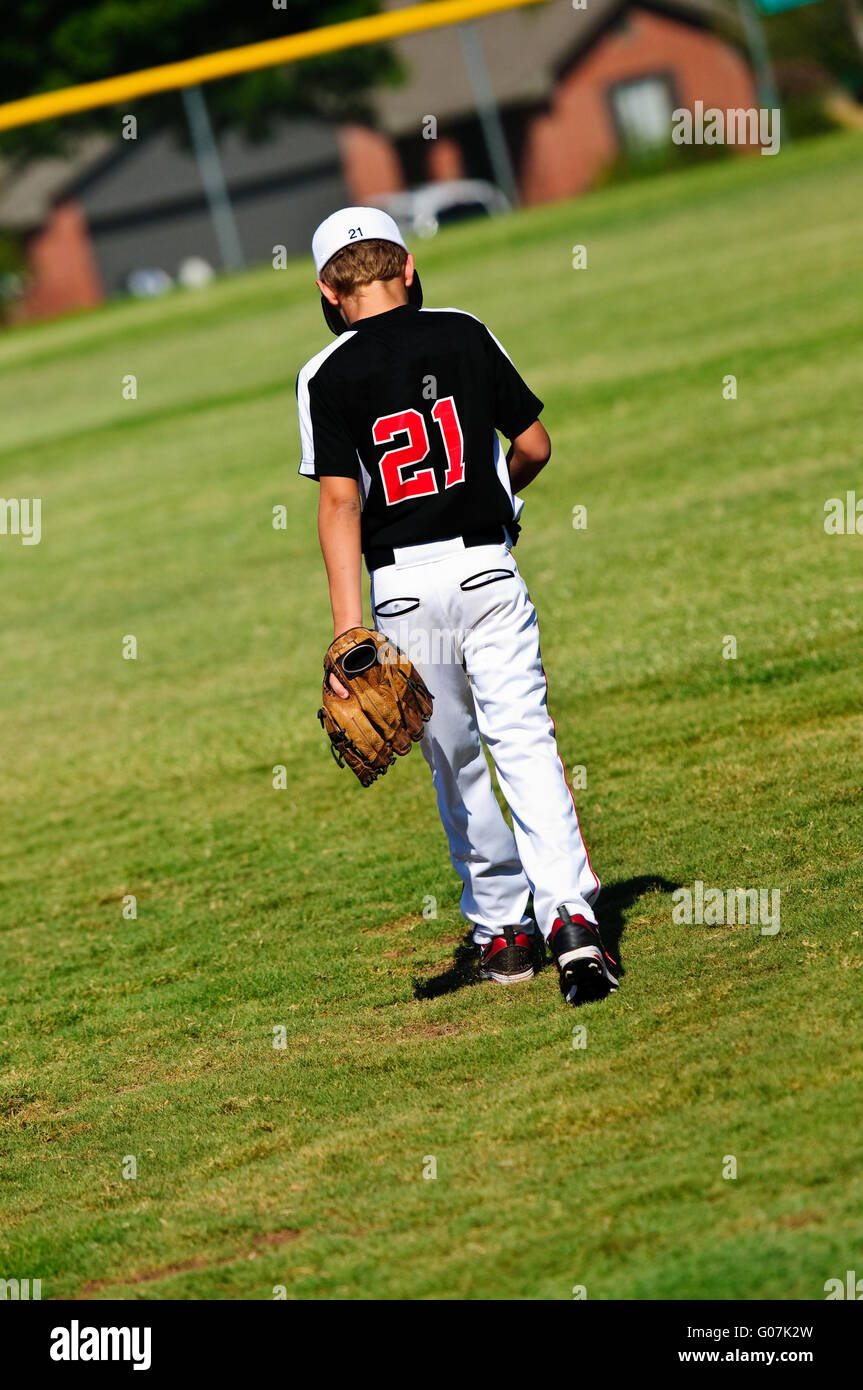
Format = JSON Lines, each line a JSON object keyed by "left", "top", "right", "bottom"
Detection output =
{"left": 0, "top": 135, "right": 113, "bottom": 231}
{"left": 0, "top": 119, "right": 341, "bottom": 232}
{"left": 373, "top": 0, "right": 733, "bottom": 136}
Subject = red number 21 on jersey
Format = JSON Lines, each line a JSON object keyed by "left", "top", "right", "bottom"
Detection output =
{"left": 372, "top": 396, "right": 465, "bottom": 506}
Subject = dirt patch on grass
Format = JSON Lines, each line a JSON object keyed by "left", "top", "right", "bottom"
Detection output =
{"left": 74, "top": 1228, "right": 301, "bottom": 1295}
{"left": 400, "top": 1021, "right": 465, "bottom": 1040}
{"left": 361, "top": 913, "right": 424, "bottom": 938}
{"left": 775, "top": 1209, "right": 823, "bottom": 1231}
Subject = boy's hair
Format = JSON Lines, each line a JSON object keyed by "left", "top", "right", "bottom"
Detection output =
{"left": 319, "top": 238, "right": 408, "bottom": 297}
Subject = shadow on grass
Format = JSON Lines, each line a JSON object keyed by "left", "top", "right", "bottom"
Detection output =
{"left": 411, "top": 875, "right": 680, "bottom": 1001}
{"left": 411, "top": 933, "right": 480, "bottom": 1001}
{"left": 587, "top": 874, "right": 681, "bottom": 980}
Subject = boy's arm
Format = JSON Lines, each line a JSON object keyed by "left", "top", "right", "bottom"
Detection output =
{"left": 318, "top": 476, "right": 362, "bottom": 698}
{"left": 318, "top": 475, "right": 363, "bottom": 636}
{"left": 507, "top": 420, "right": 551, "bottom": 493}
{"left": 479, "top": 321, "right": 549, "bottom": 493}
{"left": 298, "top": 364, "right": 364, "bottom": 692}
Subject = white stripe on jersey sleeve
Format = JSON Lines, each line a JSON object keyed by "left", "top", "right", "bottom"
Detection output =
{"left": 296, "top": 330, "right": 357, "bottom": 477}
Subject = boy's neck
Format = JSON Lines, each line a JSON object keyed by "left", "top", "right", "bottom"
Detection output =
{"left": 340, "top": 279, "right": 409, "bottom": 327}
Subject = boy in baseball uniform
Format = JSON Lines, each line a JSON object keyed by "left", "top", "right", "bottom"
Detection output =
{"left": 297, "top": 207, "right": 617, "bottom": 1004}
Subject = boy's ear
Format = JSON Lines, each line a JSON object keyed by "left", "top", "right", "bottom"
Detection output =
{"left": 404, "top": 253, "right": 415, "bottom": 288}
{"left": 317, "top": 278, "right": 340, "bottom": 307}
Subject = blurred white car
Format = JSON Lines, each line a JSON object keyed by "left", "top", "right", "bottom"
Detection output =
{"left": 177, "top": 256, "right": 215, "bottom": 290}
{"left": 126, "top": 267, "right": 173, "bottom": 297}
{"left": 374, "top": 180, "right": 511, "bottom": 239}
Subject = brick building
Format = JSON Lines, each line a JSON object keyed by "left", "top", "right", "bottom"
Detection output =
{"left": 0, "top": 0, "right": 755, "bottom": 322}
{"left": 366, "top": 0, "right": 755, "bottom": 202}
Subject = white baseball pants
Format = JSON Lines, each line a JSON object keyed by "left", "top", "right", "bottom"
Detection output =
{"left": 370, "top": 536, "right": 600, "bottom": 943}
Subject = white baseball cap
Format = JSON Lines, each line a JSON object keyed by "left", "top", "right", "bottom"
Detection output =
{"left": 311, "top": 205, "right": 423, "bottom": 336}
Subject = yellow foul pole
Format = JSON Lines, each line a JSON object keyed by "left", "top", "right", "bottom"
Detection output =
{"left": 0, "top": 0, "right": 548, "bottom": 134}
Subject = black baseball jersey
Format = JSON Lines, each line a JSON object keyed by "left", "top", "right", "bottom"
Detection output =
{"left": 297, "top": 304, "right": 543, "bottom": 570}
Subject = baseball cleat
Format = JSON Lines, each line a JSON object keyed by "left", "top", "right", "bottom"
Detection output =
{"left": 478, "top": 926, "right": 536, "bottom": 984}
{"left": 550, "top": 906, "right": 618, "bottom": 1004}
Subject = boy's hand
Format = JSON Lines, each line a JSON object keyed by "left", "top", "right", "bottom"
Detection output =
{"left": 329, "top": 623, "right": 361, "bottom": 698}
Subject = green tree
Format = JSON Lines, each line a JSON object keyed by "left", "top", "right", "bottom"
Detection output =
{"left": 764, "top": 0, "right": 863, "bottom": 93}
{"left": 0, "top": 1, "right": 403, "bottom": 154}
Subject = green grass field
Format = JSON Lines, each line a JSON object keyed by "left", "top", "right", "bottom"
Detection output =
{"left": 1, "top": 131, "right": 862, "bottom": 1301}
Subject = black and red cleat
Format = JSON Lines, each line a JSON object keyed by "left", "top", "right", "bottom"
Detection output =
{"left": 478, "top": 925, "right": 536, "bottom": 984}
{"left": 550, "top": 906, "right": 618, "bottom": 1004}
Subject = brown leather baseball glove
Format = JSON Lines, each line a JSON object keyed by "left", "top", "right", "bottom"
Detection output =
{"left": 317, "top": 627, "right": 433, "bottom": 787}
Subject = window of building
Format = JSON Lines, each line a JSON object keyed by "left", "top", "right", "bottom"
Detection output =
{"left": 609, "top": 76, "right": 675, "bottom": 153}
